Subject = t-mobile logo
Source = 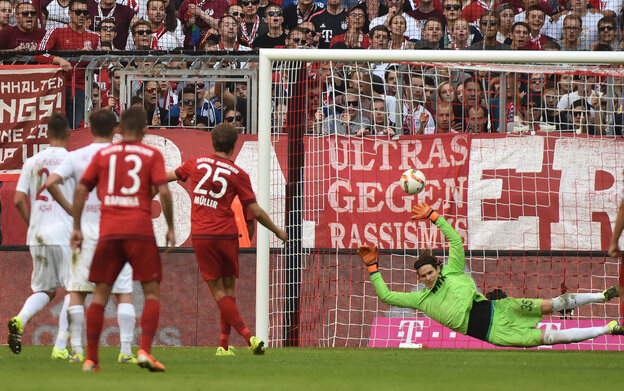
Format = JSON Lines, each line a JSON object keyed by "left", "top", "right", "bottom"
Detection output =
{"left": 396, "top": 320, "right": 425, "bottom": 348}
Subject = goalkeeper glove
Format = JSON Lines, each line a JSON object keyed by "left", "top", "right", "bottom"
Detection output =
{"left": 411, "top": 202, "right": 439, "bottom": 222}
{"left": 357, "top": 245, "right": 379, "bottom": 274}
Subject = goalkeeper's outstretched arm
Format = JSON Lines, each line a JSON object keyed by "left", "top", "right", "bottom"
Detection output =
{"left": 411, "top": 202, "right": 465, "bottom": 273}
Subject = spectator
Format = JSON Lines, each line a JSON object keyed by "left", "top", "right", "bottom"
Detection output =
{"left": 364, "top": 0, "right": 389, "bottom": 27}
{"left": 0, "top": 1, "right": 45, "bottom": 50}
{"left": 36, "top": 0, "right": 99, "bottom": 129}
{"left": 524, "top": 5, "right": 552, "bottom": 49}
{"left": 217, "top": 14, "right": 252, "bottom": 51}
{"left": 496, "top": 2, "right": 514, "bottom": 43}
{"left": 157, "top": 79, "right": 178, "bottom": 111}
{"left": 0, "top": 0, "right": 11, "bottom": 31}
{"left": 545, "top": 0, "right": 600, "bottom": 50}
{"left": 177, "top": 0, "right": 227, "bottom": 49}
{"left": 309, "top": 0, "right": 347, "bottom": 49}
{"left": 468, "top": 11, "right": 511, "bottom": 50}
{"left": 442, "top": 0, "right": 481, "bottom": 48}
{"left": 437, "top": 80, "right": 455, "bottom": 105}
{"left": 509, "top": 21, "right": 530, "bottom": 49}
{"left": 414, "top": 16, "right": 443, "bottom": 48}
{"left": 322, "top": 88, "right": 372, "bottom": 135}
{"left": 389, "top": 14, "right": 415, "bottom": 49}
{"left": 88, "top": 0, "right": 135, "bottom": 50}
{"left": 568, "top": 98, "right": 603, "bottom": 134}
{"left": 96, "top": 18, "right": 117, "bottom": 49}
{"left": 224, "top": 107, "right": 246, "bottom": 133}
{"left": 46, "top": 0, "right": 71, "bottom": 31}
{"left": 253, "top": 3, "right": 286, "bottom": 48}
{"left": 558, "top": 14, "right": 582, "bottom": 50}
{"left": 369, "top": 0, "right": 421, "bottom": 40}
{"left": 285, "top": 27, "right": 308, "bottom": 47}
{"left": 128, "top": 0, "right": 181, "bottom": 49}
{"left": 403, "top": 73, "right": 435, "bottom": 135}
{"left": 130, "top": 19, "right": 153, "bottom": 50}
{"left": 369, "top": 24, "right": 390, "bottom": 49}
{"left": 409, "top": 0, "right": 445, "bottom": 31}
{"left": 542, "top": 83, "right": 567, "bottom": 130}
{"left": 330, "top": 5, "right": 369, "bottom": 48}
{"left": 370, "top": 96, "right": 397, "bottom": 137}
{"left": 592, "top": 16, "right": 617, "bottom": 50}
{"left": 141, "top": 81, "right": 171, "bottom": 127}
{"left": 467, "top": 104, "right": 488, "bottom": 132}
{"left": 557, "top": 74, "right": 602, "bottom": 113}
{"left": 542, "top": 39, "right": 560, "bottom": 50}
{"left": 177, "top": 86, "right": 208, "bottom": 128}
{"left": 283, "top": 0, "right": 324, "bottom": 31}
{"left": 526, "top": 72, "right": 546, "bottom": 102}
{"left": 299, "top": 20, "right": 320, "bottom": 48}
{"left": 449, "top": 17, "right": 469, "bottom": 49}
{"left": 239, "top": 0, "right": 268, "bottom": 47}
{"left": 191, "top": 82, "right": 222, "bottom": 128}
{"left": 513, "top": 0, "right": 541, "bottom": 23}
{"left": 435, "top": 101, "right": 455, "bottom": 132}
{"left": 385, "top": 66, "right": 399, "bottom": 98}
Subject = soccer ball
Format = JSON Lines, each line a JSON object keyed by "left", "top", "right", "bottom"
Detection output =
{"left": 399, "top": 169, "right": 426, "bottom": 195}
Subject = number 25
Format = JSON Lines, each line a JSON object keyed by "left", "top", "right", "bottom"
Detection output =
{"left": 193, "top": 163, "right": 229, "bottom": 199}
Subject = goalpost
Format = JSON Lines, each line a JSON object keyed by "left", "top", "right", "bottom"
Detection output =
{"left": 256, "top": 49, "right": 624, "bottom": 349}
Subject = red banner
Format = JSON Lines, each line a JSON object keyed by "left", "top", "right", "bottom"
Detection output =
{"left": 0, "top": 65, "right": 65, "bottom": 175}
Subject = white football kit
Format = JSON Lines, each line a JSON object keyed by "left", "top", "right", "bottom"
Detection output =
{"left": 16, "top": 147, "right": 72, "bottom": 292}
{"left": 53, "top": 143, "right": 133, "bottom": 293}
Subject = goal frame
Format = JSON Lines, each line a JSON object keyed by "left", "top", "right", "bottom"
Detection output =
{"left": 255, "top": 49, "right": 624, "bottom": 344}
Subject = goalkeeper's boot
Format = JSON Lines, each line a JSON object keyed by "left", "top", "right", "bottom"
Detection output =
{"left": 82, "top": 360, "right": 100, "bottom": 372}
{"left": 51, "top": 347, "right": 69, "bottom": 360}
{"left": 137, "top": 349, "right": 165, "bottom": 372}
{"left": 7, "top": 316, "right": 24, "bottom": 354}
{"left": 69, "top": 352, "right": 85, "bottom": 363}
{"left": 603, "top": 286, "right": 620, "bottom": 302}
{"left": 249, "top": 336, "right": 265, "bottom": 355}
{"left": 216, "top": 346, "right": 235, "bottom": 356}
{"left": 117, "top": 352, "right": 137, "bottom": 364}
{"left": 607, "top": 320, "right": 624, "bottom": 335}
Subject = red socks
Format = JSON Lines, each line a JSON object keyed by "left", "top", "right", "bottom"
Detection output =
{"left": 86, "top": 302, "right": 105, "bottom": 363}
{"left": 217, "top": 296, "right": 252, "bottom": 345}
{"left": 140, "top": 299, "right": 160, "bottom": 354}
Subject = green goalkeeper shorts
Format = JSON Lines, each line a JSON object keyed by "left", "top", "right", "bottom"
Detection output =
{"left": 486, "top": 298, "right": 543, "bottom": 347}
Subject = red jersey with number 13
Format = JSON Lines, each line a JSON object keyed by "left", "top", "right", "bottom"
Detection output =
{"left": 80, "top": 141, "right": 167, "bottom": 239}
{"left": 175, "top": 154, "right": 256, "bottom": 239}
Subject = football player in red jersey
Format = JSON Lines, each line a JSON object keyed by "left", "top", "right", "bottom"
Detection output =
{"left": 168, "top": 123, "right": 287, "bottom": 356}
{"left": 71, "top": 107, "right": 175, "bottom": 372}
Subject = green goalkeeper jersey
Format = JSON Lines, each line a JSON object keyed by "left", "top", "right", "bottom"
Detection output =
{"left": 370, "top": 216, "right": 486, "bottom": 335}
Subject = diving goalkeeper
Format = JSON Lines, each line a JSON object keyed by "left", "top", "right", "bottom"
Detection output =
{"left": 358, "top": 203, "right": 624, "bottom": 347}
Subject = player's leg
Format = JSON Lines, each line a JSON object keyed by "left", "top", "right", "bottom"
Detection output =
{"left": 542, "top": 286, "right": 620, "bottom": 315}
{"left": 51, "top": 245, "right": 72, "bottom": 359}
{"left": 125, "top": 238, "right": 165, "bottom": 372}
{"left": 204, "top": 277, "right": 235, "bottom": 355}
{"left": 83, "top": 239, "right": 125, "bottom": 371}
{"left": 8, "top": 245, "right": 60, "bottom": 354}
{"left": 541, "top": 321, "right": 624, "bottom": 345}
{"left": 112, "top": 262, "right": 136, "bottom": 363}
{"left": 67, "top": 291, "right": 87, "bottom": 362}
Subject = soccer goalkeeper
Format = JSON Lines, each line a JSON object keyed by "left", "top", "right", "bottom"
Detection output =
{"left": 358, "top": 203, "right": 624, "bottom": 347}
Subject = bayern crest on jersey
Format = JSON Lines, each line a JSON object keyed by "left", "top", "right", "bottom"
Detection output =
{"left": 84, "top": 40, "right": 92, "bottom": 48}
{"left": 341, "top": 21, "right": 348, "bottom": 30}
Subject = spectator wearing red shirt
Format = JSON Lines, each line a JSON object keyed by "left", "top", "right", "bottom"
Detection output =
{"left": 167, "top": 123, "right": 287, "bottom": 357}
{"left": 177, "top": 0, "right": 228, "bottom": 48}
{"left": 330, "top": 5, "right": 370, "bottom": 48}
{"left": 74, "top": 107, "right": 174, "bottom": 372}
{"left": 408, "top": 0, "right": 445, "bottom": 32}
{"left": 0, "top": 0, "right": 11, "bottom": 31}
{"left": 523, "top": 5, "right": 552, "bottom": 49}
{"left": 461, "top": 0, "right": 496, "bottom": 24}
{"left": 0, "top": 2, "right": 45, "bottom": 50}
{"left": 36, "top": 0, "right": 99, "bottom": 129}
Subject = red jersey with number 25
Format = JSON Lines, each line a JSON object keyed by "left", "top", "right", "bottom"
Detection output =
{"left": 80, "top": 141, "right": 167, "bottom": 239}
{"left": 175, "top": 154, "right": 256, "bottom": 239}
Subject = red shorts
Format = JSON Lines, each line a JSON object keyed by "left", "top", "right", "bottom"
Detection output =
{"left": 89, "top": 238, "right": 162, "bottom": 284}
{"left": 193, "top": 238, "right": 239, "bottom": 281}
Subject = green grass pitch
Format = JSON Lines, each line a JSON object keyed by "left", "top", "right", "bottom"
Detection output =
{"left": 0, "top": 346, "right": 622, "bottom": 391}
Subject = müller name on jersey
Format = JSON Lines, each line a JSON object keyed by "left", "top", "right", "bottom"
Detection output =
{"left": 194, "top": 194, "right": 217, "bottom": 209}
{"left": 104, "top": 195, "right": 139, "bottom": 207}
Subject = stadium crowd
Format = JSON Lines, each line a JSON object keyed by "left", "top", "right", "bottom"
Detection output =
{"left": 0, "top": 0, "right": 623, "bottom": 134}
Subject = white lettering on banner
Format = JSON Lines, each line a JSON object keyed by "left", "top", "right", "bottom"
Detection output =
{"left": 0, "top": 94, "right": 63, "bottom": 123}
{"left": 0, "top": 147, "right": 17, "bottom": 163}
{"left": 22, "top": 143, "right": 49, "bottom": 162}
{"left": 328, "top": 217, "right": 467, "bottom": 249}
{"left": 386, "top": 182, "right": 414, "bottom": 213}
{"left": 467, "top": 136, "right": 543, "bottom": 250}
{"left": 357, "top": 182, "right": 384, "bottom": 212}
{"left": 551, "top": 138, "right": 621, "bottom": 250}
{"left": 351, "top": 139, "right": 375, "bottom": 170}
{"left": 0, "top": 76, "right": 63, "bottom": 95}
{"left": 0, "top": 128, "right": 23, "bottom": 143}
{"left": 328, "top": 180, "right": 354, "bottom": 212}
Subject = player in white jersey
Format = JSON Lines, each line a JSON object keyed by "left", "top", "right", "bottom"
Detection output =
{"left": 8, "top": 112, "right": 73, "bottom": 358}
{"left": 45, "top": 109, "right": 137, "bottom": 364}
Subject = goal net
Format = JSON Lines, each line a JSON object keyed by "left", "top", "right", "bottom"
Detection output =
{"left": 256, "top": 50, "right": 624, "bottom": 350}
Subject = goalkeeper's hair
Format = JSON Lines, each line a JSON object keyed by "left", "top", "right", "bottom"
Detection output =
{"left": 414, "top": 249, "right": 441, "bottom": 272}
